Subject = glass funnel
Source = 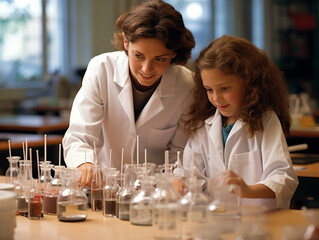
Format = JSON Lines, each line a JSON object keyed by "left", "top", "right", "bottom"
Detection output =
{"left": 57, "top": 168, "right": 88, "bottom": 222}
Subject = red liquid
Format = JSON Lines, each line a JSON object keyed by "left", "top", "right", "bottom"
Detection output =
{"left": 43, "top": 195, "right": 58, "bottom": 214}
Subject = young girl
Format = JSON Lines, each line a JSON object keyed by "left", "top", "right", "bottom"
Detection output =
{"left": 63, "top": 0, "right": 195, "bottom": 187}
{"left": 182, "top": 35, "right": 298, "bottom": 209}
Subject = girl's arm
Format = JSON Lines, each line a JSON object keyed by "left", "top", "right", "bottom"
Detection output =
{"left": 225, "top": 170, "right": 276, "bottom": 198}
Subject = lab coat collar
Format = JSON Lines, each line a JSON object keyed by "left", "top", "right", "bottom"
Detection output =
{"left": 114, "top": 51, "right": 130, "bottom": 87}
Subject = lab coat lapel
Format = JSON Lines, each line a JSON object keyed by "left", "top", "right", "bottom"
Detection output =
{"left": 207, "top": 111, "right": 226, "bottom": 171}
{"left": 115, "top": 54, "right": 135, "bottom": 125}
{"left": 136, "top": 66, "right": 176, "bottom": 128}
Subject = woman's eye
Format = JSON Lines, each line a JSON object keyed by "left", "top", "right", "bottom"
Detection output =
{"left": 156, "top": 58, "right": 166, "bottom": 62}
{"left": 134, "top": 53, "right": 143, "bottom": 59}
{"left": 221, "top": 87, "right": 230, "bottom": 91}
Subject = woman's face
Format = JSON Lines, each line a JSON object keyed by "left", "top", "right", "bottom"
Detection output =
{"left": 201, "top": 68, "right": 246, "bottom": 125}
{"left": 124, "top": 37, "right": 176, "bottom": 87}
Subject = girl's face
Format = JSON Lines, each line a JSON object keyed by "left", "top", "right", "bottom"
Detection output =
{"left": 201, "top": 68, "right": 246, "bottom": 125}
{"left": 124, "top": 37, "right": 176, "bottom": 87}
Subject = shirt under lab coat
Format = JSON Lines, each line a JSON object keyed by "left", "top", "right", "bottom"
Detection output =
{"left": 183, "top": 110, "right": 298, "bottom": 209}
{"left": 63, "top": 51, "right": 194, "bottom": 170}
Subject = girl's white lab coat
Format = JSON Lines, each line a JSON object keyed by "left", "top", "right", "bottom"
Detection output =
{"left": 183, "top": 110, "right": 298, "bottom": 209}
{"left": 63, "top": 51, "right": 194, "bottom": 170}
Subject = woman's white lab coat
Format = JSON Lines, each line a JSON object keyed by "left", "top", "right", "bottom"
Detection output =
{"left": 183, "top": 110, "right": 298, "bottom": 209}
{"left": 63, "top": 51, "right": 194, "bottom": 170}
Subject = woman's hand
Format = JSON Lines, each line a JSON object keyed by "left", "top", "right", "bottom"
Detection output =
{"left": 78, "top": 163, "right": 94, "bottom": 188}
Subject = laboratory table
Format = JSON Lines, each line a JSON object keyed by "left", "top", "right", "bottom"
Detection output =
{"left": 13, "top": 209, "right": 309, "bottom": 240}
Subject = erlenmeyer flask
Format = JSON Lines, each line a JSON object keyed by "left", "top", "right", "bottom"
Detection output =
{"left": 57, "top": 168, "right": 88, "bottom": 222}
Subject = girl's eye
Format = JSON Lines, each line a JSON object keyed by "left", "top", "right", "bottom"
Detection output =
{"left": 205, "top": 88, "right": 212, "bottom": 92}
{"left": 155, "top": 58, "right": 167, "bottom": 62}
{"left": 221, "top": 86, "right": 230, "bottom": 91}
{"left": 134, "top": 53, "right": 144, "bottom": 59}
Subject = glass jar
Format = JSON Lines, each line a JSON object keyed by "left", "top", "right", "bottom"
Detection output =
{"left": 43, "top": 165, "right": 65, "bottom": 215}
{"left": 130, "top": 176, "right": 155, "bottom": 226}
{"left": 27, "top": 181, "right": 43, "bottom": 220}
{"left": 152, "top": 175, "right": 182, "bottom": 240}
{"left": 179, "top": 178, "right": 210, "bottom": 239}
{"left": 91, "top": 164, "right": 103, "bottom": 212}
{"left": 206, "top": 173, "right": 241, "bottom": 234}
{"left": 16, "top": 160, "right": 33, "bottom": 214}
{"left": 102, "top": 168, "right": 119, "bottom": 217}
{"left": 5, "top": 156, "right": 20, "bottom": 184}
{"left": 57, "top": 168, "right": 88, "bottom": 222}
{"left": 118, "top": 164, "right": 136, "bottom": 221}
{"left": 39, "top": 163, "right": 54, "bottom": 196}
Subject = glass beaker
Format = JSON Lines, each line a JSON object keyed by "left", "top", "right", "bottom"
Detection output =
{"left": 179, "top": 178, "right": 210, "bottom": 239}
{"left": 16, "top": 160, "right": 33, "bottom": 214}
{"left": 91, "top": 164, "right": 103, "bottom": 212}
{"left": 152, "top": 175, "right": 182, "bottom": 240}
{"left": 130, "top": 176, "right": 155, "bottom": 226}
{"left": 102, "top": 168, "right": 119, "bottom": 217}
{"left": 43, "top": 165, "right": 65, "bottom": 215}
{"left": 57, "top": 168, "right": 88, "bottom": 222}
{"left": 206, "top": 173, "right": 241, "bottom": 233}
{"left": 5, "top": 156, "right": 20, "bottom": 184}
{"left": 118, "top": 164, "right": 137, "bottom": 221}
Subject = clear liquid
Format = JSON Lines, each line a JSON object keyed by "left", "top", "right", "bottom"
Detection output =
{"left": 130, "top": 206, "right": 152, "bottom": 226}
{"left": 57, "top": 202, "right": 87, "bottom": 222}
{"left": 118, "top": 202, "right": 130, "bottom": 221}
{"left": 153, "top": 205, "right": 182, "bottom": 240}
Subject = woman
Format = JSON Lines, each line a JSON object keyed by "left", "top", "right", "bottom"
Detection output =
{"left": 62, "top": 0, "right": 195, "bottom": 187}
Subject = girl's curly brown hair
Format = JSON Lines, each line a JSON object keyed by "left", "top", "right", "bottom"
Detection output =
{"left": 182, "top": 35, "right": 291, "bottom": 136}
{"left": 112, "top": 0, "right": 195, "bottom": 65}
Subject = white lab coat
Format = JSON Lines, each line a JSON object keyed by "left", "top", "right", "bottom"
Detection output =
{"left": 183, "top": 110, "right": 298, "bottom": 209}
{"left": 63, "top": 51, "right": 194, "bottom": 170}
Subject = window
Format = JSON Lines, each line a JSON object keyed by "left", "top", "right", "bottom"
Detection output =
{"left": 0, "top": 0, "right": 66, "bottom": 88}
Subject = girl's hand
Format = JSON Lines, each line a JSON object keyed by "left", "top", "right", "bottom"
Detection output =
{"left": 223, "top": 170, "right": 275, "bottom": 199}
{"left": 78, "top": 163, "right": 94, "bottom": 188}
{"left": 171, "top": 178, "right": 187, "bottom": 196}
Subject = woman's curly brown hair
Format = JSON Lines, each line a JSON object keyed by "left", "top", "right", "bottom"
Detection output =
{"left": 182, "top": 35, "right": 291, "bottom": 136}
{"left": 112, "top": 0, "right": 195, "bottom": 65}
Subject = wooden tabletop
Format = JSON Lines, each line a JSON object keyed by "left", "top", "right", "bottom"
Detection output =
{"left": 0, "top": 133, "right": 63, "bottom": 151}
{"left": 0, "top": 115, "right": 69, "bottom": 134}
{"left": 294, "top": 161, "right": 319, "bottom": 178}
{"left": 13, "top": 209, "right": 309, "bottom": 240}
{"left": 290, "top": 126, "right": 319, "bottom": 138}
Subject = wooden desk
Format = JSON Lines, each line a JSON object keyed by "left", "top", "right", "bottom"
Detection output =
{"left": 290, "top": 126, "right": 319, "bottom": 138}
{"left": 294, "top": 162, "right": 319, "bottom": 178}
{"left": 13, "top": 209, "right": 309, "bottom": 240}
{"left": 0, "top": 115, "right": 69, "bottom": 134}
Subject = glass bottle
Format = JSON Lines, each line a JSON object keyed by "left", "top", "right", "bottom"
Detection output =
{"left": 27, "top": 181, "right": 43, "bottom": 220}
{"left": 130, "top": 176, "right": 155, "bottom": 226}
{"left": 102, "top": 168, "right": 119, "bottom": 217}
{"left": 118, "top": 164, "right": 136, "bottom": 221}
{"left": 91, "top": 164, "right": 103, "bottom": 212}
{"left": 5, "top": 156, "right": 20, "bottom": 184}
{"left": 39, "top": 163, "right": 54, "bottom": 196}
{"left": 152, "top": 175, "right": 182, "bottom": 240}
{"left": 179, "top": 178, "right": 210, "bottom": 239}
{"left": 16, "top": 160, "right": 33, "bottom": 214}
{"left": 173, "top": 151, "right": 185, "bottom": 178}
{"left": 57, "top": 168, "right": 88, "bottom": 222}
{"left": 206, "top": 173, "right": 241, "bottom": 233}
{"left": 43, "top": 165, "right": 65, "bottom": 215}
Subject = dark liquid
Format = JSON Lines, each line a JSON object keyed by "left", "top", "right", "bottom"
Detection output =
{"left": 116, "top": 202, "right": 119, "bottom": 218}
{"left": 17, "top": 196, "right": 28, "bottom": 213}
{"left": 28, "top": 200, "right": 42, "bottom": 220}
{"left": 91, "top": 189, "right": 103, "bottom": 211}
{"left": 103, "top": 200, "right": 116, "bottom": 217}
{"left": 118, "top": 202, "right": 130, "bottom": 221}
{"left": 43, "top": 195, "right": 58, "bottom": 215}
